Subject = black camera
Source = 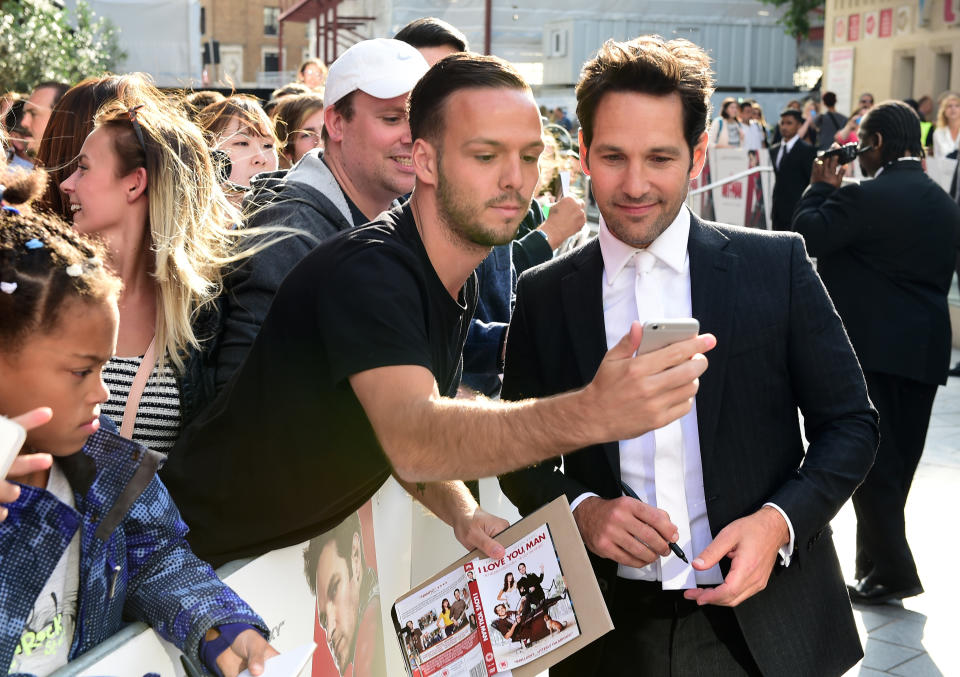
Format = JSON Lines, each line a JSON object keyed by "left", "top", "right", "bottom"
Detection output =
{"left": 817, "top": 142, "right": 872, "bottom": 164}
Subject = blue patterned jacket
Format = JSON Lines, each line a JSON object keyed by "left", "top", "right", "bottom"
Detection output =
{"left": 0, "top": 419, "right": 266, "bottom": 674}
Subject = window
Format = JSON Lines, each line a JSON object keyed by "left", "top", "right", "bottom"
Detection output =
{"left": 263, "top": 50, "right": 280, "bottom": 72}
{"left": 934, "top": 53, "right": 952, "bottom": 99}
{"left": 264, "top": 7, "right": 280, "bottom": 36}
{"left": 200, "top": 7, "right": 206, "bottom": 35}
{"left": 893, "top": 54, "right": 915, "bottom": 100}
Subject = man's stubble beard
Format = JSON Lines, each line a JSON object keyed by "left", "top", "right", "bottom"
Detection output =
{"left": 435, "top": 150, "right": 527, "bottom": 250}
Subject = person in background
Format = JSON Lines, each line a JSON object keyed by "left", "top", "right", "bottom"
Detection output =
{"left": 196, "top": 95, "right": 279, "bottom": 206}
{"left": 35, "top": 75, "right": 159, "bottom": 221}
{"left": 793, "top": 100, "right": 960, "bottom": 606}
{"left": 814, "top": 91, "right": 848, "bottom": 151}
{"left": 796, "top": 98, "right": 819, "bottom": 146}
{"left": 184, "top": 89, "right": 226, "bottom": 122}
{"left": 738, "top": 99, "right": 767, "bottom": 150}
{"left": 394, "top": 16, "right": 468, "bottom": 66}
{"left": 917, "top": 94, "right": 934, "bottom": 122}
{"left": 20, "top": 81, "right": 70, "bottom": 159}
{"left": 271, "top": 92, "right": 325, "bottom": 168}
{"left": 835, "top": 92, "right": 874, "bottom": 145}
{"left": 298, "top": 57, "right": 328, "bottom": 92}
{"left": 708, "top": 97, "right": 745, "bottom": 147}
{"left": 769, "top": 108, "right": 816, "bottom": 230}
{"left": 2, "top": 99, "right": 34, "bottom": 170}
{"left": 932, "top": 92, "right": 960, "bottom": 159}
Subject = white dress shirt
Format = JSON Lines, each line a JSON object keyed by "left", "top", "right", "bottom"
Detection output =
{"left": 570, "top": 205, "right": 795, "bottom": 588}
{"left": 776, "top": 134, "right": 800, "bottom": 170}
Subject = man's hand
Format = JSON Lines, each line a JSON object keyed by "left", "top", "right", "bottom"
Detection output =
{"left": 683, "top": 506, "right": 790, "bottom": 607}
{"left": 2, "top": 408, "right": 54, "bottom": 520}
{"left": 540, "top": 196, "right": 586, "bottom": 248}
{"left": 215, "top": 629, "right": 279, "bottom": 677}
{"left": 573, "top": 496, "right": 679, "bottom": 568}
{"left": 582, "top": 322, "right": 715, "bottom": 443}
{"left": 811, "top": 153, "right": 845, "bottom": 188}
{"left": 453, "top": 505, "right": 509, "bottom": 560}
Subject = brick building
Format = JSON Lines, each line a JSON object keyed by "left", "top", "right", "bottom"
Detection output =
{"left": 200, "top": 0, "right": 310, "bottom": 88}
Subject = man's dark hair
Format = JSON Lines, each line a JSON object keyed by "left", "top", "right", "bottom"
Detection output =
{"left": 394, "top": 17, "right": 469, "bottom": 52}
{"left": 32, "top": 81, "right": 70, "bottom": 106}
{"left": 303, "top": 511, "right": 364, "bottom": 595}
{"left": 859, "top": 100, "right": 924, "bottom": 164}
{"left": 408, "top": 53, "right": 529, "bottom": 144}
{"left": 822, "top": 91, "right": 837, "bottom": 108}
{"left": 779, "top": 108, "right": 803, "bottom": 123}
{"left": 575, "top": 35, "right": 714, "bottom": 159}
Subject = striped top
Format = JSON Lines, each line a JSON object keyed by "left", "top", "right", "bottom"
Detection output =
{"left": 101, "top": 355, "right": 181, "bottom": 454}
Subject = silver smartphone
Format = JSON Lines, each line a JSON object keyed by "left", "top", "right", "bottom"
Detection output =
{"left": 0, "top": 415, "right": 27, "bottom": 480}
{"left": 635, "top": 319, "right": 700, "bottom": 355}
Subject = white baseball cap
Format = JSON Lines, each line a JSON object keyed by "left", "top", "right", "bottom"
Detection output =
{"left": 324, "top": 38, "right": 430, "bottom": 108}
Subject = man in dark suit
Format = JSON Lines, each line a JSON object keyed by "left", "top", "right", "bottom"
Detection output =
{"left": 499, "top": 36, "right": 878, "bottom": 677}
{"left": 769, "top": 108, "right": 816, "bottom": 230}
{"left": 793, "top": 101, "right": 960, "bottom": 604}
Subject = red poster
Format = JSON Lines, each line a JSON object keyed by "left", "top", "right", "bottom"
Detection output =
{"left": 947, "top": 0, "right": 958, "bottom": 24}
{"left": 879, "top": 8, "right": 893, "bottom": 37}
{"left": 847, "top": 13, "right": 861, "bottom": 41}
{"left": 864, "top": 12, "right": 877, "bottom": 37}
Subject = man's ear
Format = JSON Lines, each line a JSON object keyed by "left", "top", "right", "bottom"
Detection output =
{"left": 689, "top": 131, "right": 709, "bottom": 181}
{"left": 412, "top": 138, "right": 439, "bottom": 187}
{"left": 125, "top": 166, "right": 148, "bottom": 203}
{"left": 578, "top": 128, "right": 590, "bottom": 176}
{"left": 350, "top": 531, "right": 362, "bottom": 583}
{"left": 324, "top": 104, "right": 345, "bottom": 144}
{"left": 871, "top": 132, "right": 883, "bottom": 151}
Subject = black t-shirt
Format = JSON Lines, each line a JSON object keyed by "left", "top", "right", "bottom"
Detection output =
{"left": 160, "top": 202, "right": 477, "bottom": 565}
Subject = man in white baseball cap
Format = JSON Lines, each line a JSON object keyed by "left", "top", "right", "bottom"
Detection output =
{"left": 217, "top": 39, "right": 429, "bottom": 392}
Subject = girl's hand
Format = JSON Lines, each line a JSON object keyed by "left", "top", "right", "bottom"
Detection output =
{"left": 1, "top": 408, "right": 54, "bottom": 520}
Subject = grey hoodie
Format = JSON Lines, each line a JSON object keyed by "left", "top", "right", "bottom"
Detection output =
{"left": 214, "top": 150, "right": 356, "bottom": 394}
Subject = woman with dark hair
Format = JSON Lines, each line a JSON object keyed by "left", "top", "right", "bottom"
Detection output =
{"left": 437, "top": 598, "right": 455, "bottom": 637}
{"left": 708, "top": 97, "right": 746, "bottom": 147}
{"left": 34, "top": 74, "right": 157, "bottom": 220}
{"left": 497, "top": 571, "right": 521, "bottom": 611}
{"left": 196, "top": 95, "right": 279, "bottom": 205}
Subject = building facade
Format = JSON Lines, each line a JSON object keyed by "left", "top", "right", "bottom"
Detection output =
{"left": 823, "top": 0, "right": 960, "bottom": 113}
{"left": 200, "top": 0, "right": 310, "bottom": 88}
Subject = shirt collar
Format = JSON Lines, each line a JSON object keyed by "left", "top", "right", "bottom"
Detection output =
{"left": 874, "top": 156, "right": 922, "bottom": 178}
{"left": 783, "top": 135, "right": 800, "bottom": 153}
{"left": 598, "top": 205, "right": 691, "bottom": 286}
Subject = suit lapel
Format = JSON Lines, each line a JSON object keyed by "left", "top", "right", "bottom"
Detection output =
{"left": 688, "top": 216, "right": 738, "bottom": 468}
{"left": 560, "top": 240, "right": 621, "bottom": 479}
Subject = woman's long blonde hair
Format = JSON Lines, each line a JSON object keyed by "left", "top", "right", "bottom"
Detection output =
{"left": 94, "top": 88, "right": 246, "bottom": 373}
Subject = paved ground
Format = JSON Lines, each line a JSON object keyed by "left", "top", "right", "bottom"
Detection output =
{"left": 836, "top": 349, "right": 960, "bottom": 677}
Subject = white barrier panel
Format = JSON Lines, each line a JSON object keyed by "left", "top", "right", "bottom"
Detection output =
{"left": 75, "top": 477, "right": 416, "bottom": 677}
{"left": 708, "top": 147, "right": 750, "bottom": 226}
{"left": 926, "top": 157, "right": 959, "bottom": 193}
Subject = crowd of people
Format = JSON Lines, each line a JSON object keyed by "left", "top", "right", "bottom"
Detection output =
{"left": 1, "top": 12, "right": 959, "bottom": 677}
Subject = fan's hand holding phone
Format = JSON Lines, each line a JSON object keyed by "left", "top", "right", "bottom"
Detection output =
{"left": 0, "top": 415, "right": 26, "bottom": 481}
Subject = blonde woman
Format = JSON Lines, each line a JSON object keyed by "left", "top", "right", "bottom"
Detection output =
{"left": 59, "top": 91, "right": 246, "bottom": 452}
{"left": 932, "top": 93, "right": 960, "bottom": 158}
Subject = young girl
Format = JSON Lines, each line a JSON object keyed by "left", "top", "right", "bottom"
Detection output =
{"left": 59, "top": 90, "right": 248, "bottom": 452}
{"left": 0, "top": 195, "right": 275, "bottom": 676}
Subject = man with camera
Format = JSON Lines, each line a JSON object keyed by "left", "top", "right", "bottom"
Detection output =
{"left": 793, "top": 100, "right": 960, "bottom": 605}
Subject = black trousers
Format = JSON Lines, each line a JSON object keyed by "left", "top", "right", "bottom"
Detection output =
{"left": 552, "top": 580, "right": 761, "bottom": 677}
{"left": 852, "top": 371, "right": 937, "bottom": 587}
